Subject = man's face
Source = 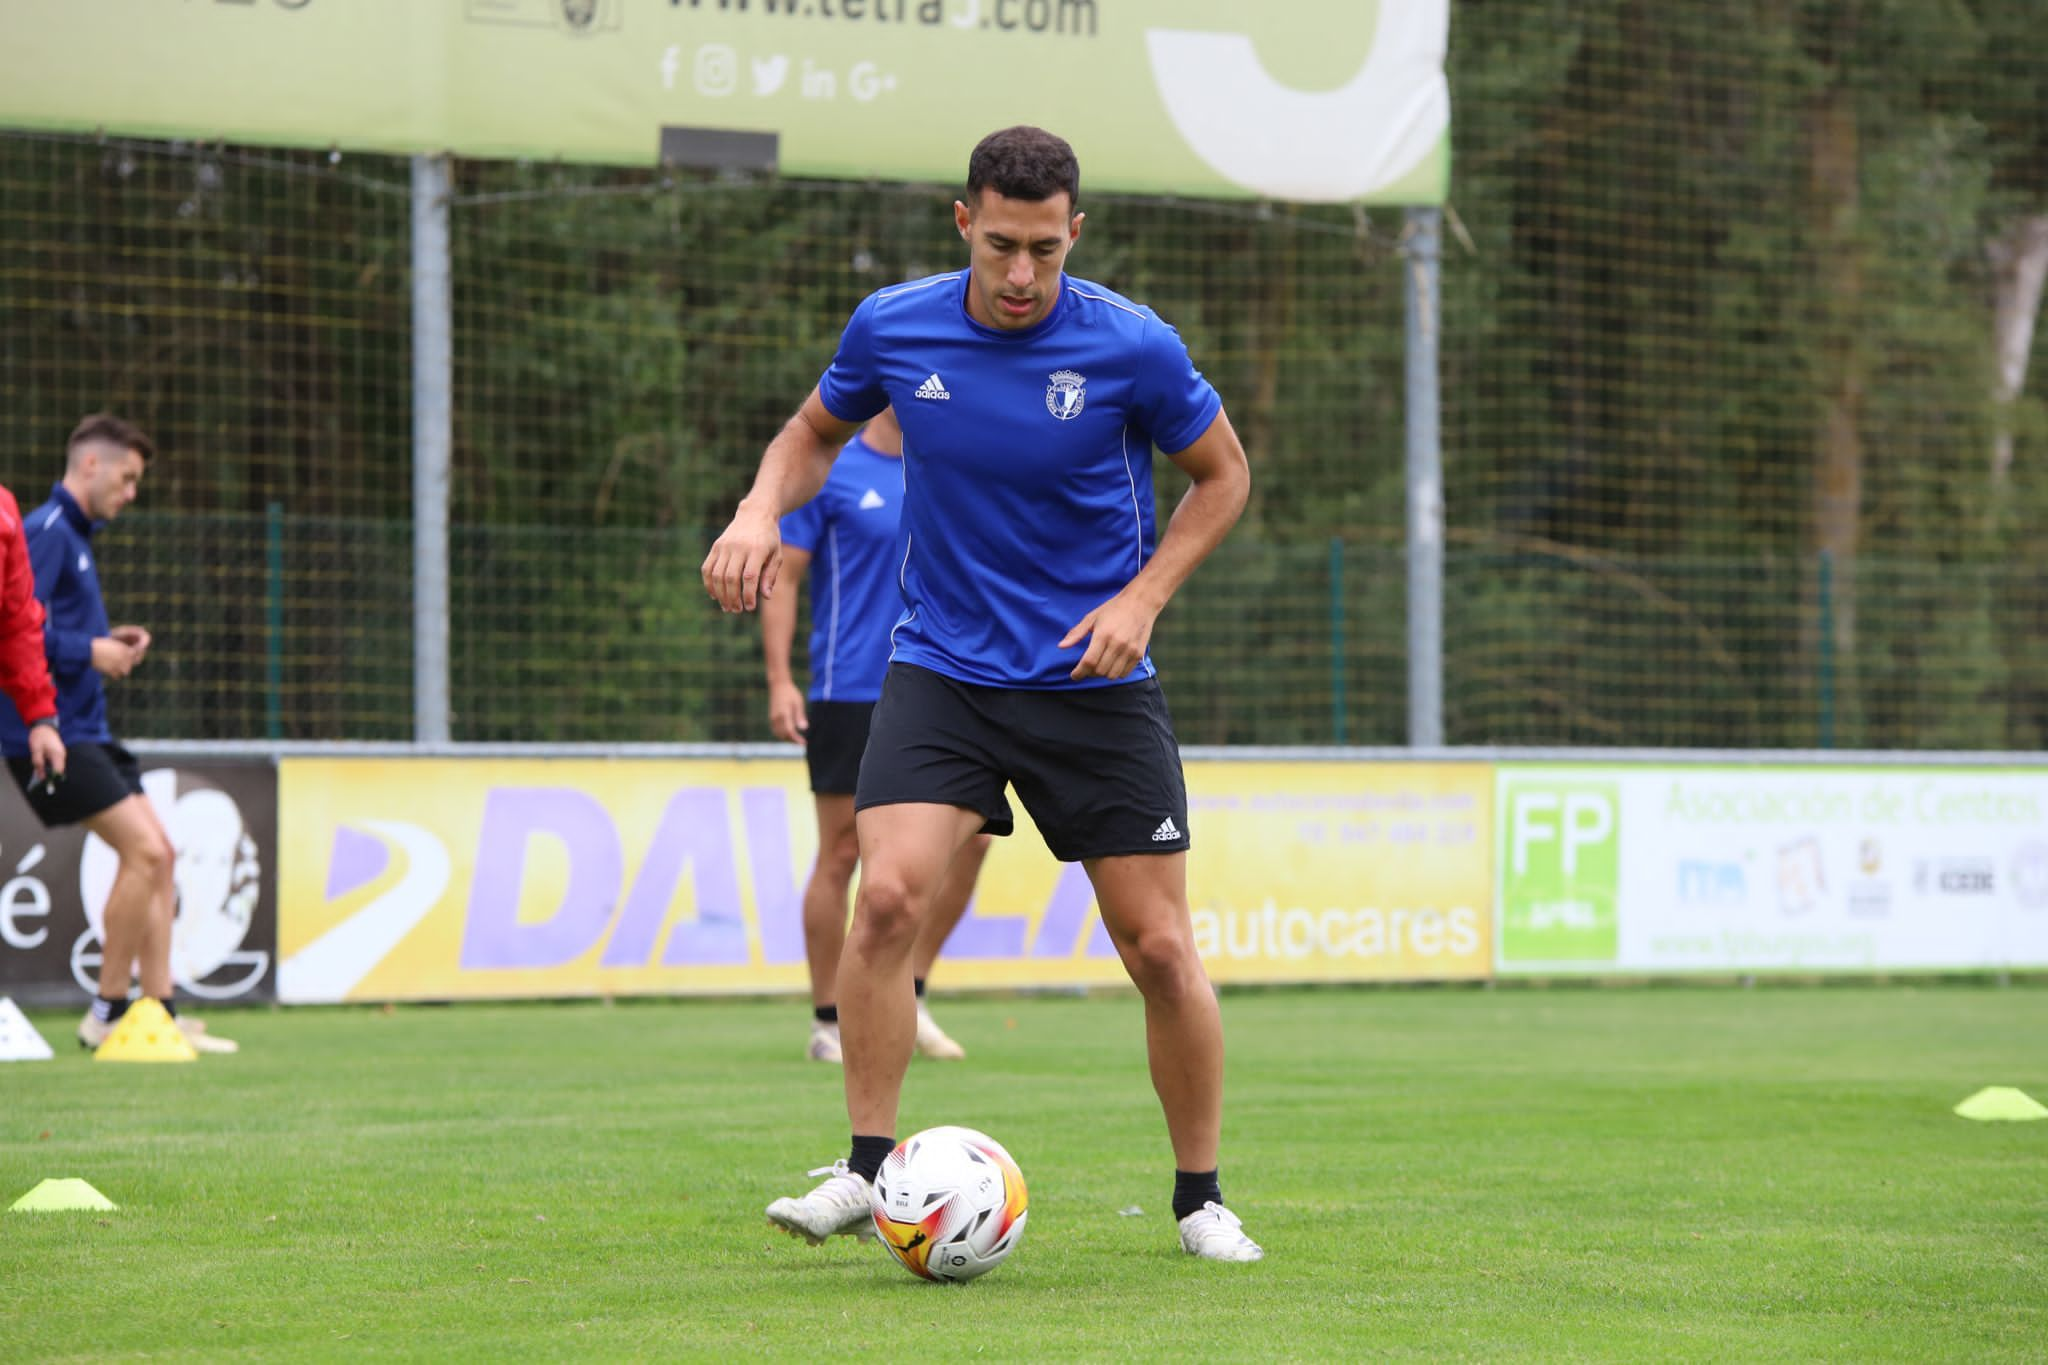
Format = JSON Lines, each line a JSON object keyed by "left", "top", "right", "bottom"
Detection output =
{"left": 80, "top": 445, "right": 146, "bottom": 522}
{"left": 954, "top": 189, "right": 1083, "bottom": 331}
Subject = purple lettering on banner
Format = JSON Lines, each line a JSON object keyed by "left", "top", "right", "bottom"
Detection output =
{"left": 1029, "top": 862, "right": 1099, "bottom": 958}
{"left": 326, "top": 825, "right": 389, "bottom": 902}
{"left": 939, "top": 890, "right": 1028, "bottom": 958}
{"left": 1087, "top": 911, "right": 1119, "bottom": 958}
{"left": 461, "top": 788, "right": 623, "bottom": 969}
{"left": 743, "top": 787, "right": 806, "bottom": 964}
{"left": 601, "top": 788, "right": 748, "bottom": 967}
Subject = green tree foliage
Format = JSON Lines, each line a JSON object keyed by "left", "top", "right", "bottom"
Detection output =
{"left": 0, "top": 0, "right": 2041, "bottom": 747}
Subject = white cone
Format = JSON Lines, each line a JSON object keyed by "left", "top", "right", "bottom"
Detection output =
{"left": 0, "top": 997, "right": 54, "bottom": 1062}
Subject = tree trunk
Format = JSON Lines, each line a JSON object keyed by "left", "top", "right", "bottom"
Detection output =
{"left": 1806, "top": 83, "right": 1864, "bottom": 680}
{"left": 1988, "top": 214, "right": 2048, "bottom": 493}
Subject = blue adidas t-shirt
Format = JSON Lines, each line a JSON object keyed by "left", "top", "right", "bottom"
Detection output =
{"left": 778, "top": 434, "right": 905, "bottom": 703}
{"left": 816, "top": 270, "right": 1221, "bottom": 689}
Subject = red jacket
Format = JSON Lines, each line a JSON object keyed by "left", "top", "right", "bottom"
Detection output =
{"left": 0, "top": 486, "right": 57, "bottom": 726}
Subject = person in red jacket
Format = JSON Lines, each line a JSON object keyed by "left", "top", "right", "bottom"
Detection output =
{"left": 0, "top": 485, "right": 66, "bottom": 788}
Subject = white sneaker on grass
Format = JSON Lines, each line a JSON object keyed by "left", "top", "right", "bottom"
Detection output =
{"left": 179, "top": 1017, "right": 239, "bottom": 1054}
{"left": 807, "top": 1020, "right": 842, "bottom": 1063}
{"left": 1178, "top": 1202, "right": 1264, "bottom": 1262}
{"left": 765, "top": 1161, "right": 877, "bottom": 1245}
{"left": 913, "top": 1002, "right": 965, "bottom": 1060}
{"left": 76, "top": 1011, "right": 111, "bottom": 1050}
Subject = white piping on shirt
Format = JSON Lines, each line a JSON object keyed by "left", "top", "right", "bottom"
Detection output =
{"left": 1115, "top": 425, "right": 1146, "bottom": 576}
{"left": 822, "top": 524, "right": 843, "bottom": 701}
{"left": 1066, "top": 286, "right": 1150, "bottom": 321}
{"left": 877, "top": 274, "right": 957, "bottom": 302}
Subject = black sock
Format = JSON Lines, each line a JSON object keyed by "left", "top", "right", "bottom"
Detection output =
{"left": 92, "top": 995, "right": 129, "bottom": 1024}
{"left": 848, "top": 1133, "right": 895, "bottom": 1184}
{"left": 1172, "top": 1169, "right": 1222, "bottom": 1222}
{"left": 155, "top": 997, "right": 177, "bottom": 1018}
{"left": 813, "top": 1004, "right": 839, "bottom": 1025}
{"left": 913, "top": 977, "right": 926, "bottom": 999}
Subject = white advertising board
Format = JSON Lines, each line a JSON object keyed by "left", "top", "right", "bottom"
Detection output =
{"left": 1496, "top": 766, "right": 2048, "bottom": 973}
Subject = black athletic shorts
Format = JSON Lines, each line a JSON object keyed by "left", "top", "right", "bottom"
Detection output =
{"left": 8, "top": 739, "right": 144, "bottom": 828}
{"left": 805, "top": 700, "right": 877, "bottom": 796}
{"left": 855, "top": 663, "right": 1191, "bottom": 863}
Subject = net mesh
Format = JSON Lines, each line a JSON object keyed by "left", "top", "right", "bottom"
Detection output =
{"left": 0, "top": 0, "right": 2042, "bottom": 749}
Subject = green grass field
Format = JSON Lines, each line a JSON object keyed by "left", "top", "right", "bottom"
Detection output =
{"left": 4, "top": 985, "right": 2044, "bottom": 1361}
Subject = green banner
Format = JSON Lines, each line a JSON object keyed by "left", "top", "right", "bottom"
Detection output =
{"left": 0, "top": 0, "right": 1447, "bottom": 203}
{"left": 1498, "top": 775, "right": 1621, "bottom": 965}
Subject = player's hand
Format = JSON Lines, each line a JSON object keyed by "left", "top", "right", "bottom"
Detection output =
{"left": 90, "top": 636, "right": 141, "bottom": 680}
{"left": 27, "top": 724, "right": 65, "bottom": 785}
{"left": 702, "top": 503, "right": 783, "bottom": 613}
{"left": 1060, "top": 592, "right": 1160, "bottom": 681}
{"left": 768, "top": 680, "right": 809, "bottom": 746}
{"left": 111, "top": 624, "right": 152, "bottom": 660}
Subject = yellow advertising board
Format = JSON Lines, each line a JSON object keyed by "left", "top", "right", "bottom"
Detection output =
{"left": 278, "top": 757, "right": 1490, "bottom": 1002}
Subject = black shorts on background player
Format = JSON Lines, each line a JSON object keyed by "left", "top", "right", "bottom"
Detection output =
{"left": 8, "top": 738, "right": 143, "bottom": 827}
{"left": 855, "top": 663, "right": 1191, "bottom": 863}
{"left": 805, "top": 701, "right": 877, "bottom": 795}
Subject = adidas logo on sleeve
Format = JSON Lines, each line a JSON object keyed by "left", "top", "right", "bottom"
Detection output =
{"left": 914, "top": 373, "right": 951, "bottom": 401}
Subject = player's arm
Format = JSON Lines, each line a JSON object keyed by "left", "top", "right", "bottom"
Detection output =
{"left": 24, "top": 526, "right": 93, "bottom": 682}
{"left": 703, "top": 389, "right": 860, "bottom": 613}
{"left": 1062, "top": 408, "right": 1251, "bottom": 681}
{"left": 762, "top": 546, "right": 813, "bottom": 746}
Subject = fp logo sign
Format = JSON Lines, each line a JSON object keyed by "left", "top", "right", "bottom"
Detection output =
{"left": 1498, "top": 776, "right": 1620, "bottom": 965}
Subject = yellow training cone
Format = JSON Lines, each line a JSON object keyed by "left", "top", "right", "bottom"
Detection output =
{"left": 94, "top": 998, "right": 197, "bottom": 1063}
{"left": 10, "top": 1178, "right": 117, "bottom": 1213}
{"left": 1953, "top": 1086, "right": 2048, "bottom": 1122}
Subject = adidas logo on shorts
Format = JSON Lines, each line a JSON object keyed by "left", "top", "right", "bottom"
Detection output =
{"left": 1151, "top": 817, "right": 1180, "bottom": 843}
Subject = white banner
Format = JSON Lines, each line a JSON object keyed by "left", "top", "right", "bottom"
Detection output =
{"left": 1497, "top": 765, "right": 2048, "bottom": 973}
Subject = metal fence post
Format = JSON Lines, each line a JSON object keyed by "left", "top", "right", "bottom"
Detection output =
{"left": 1818, "top": 550, "right": 1836, "bottom": 749}
{"left": 1329, "top": 536, "right": 1348, "bottom": 744}
{"left": 411, "top": 154, "right": 453, "bottom": 745}
{"left": 1405, "top": 206, "right": 1445, "bottom": 748}
{"left": 265, "top": 500, "right": 284, "bottom": 740}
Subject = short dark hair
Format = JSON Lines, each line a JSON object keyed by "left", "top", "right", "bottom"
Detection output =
{"left": 66, "top": 413, "right": 154, "bottom": 465}
{"left": 966, "top": 126, "right": 1079, "bottom": 208}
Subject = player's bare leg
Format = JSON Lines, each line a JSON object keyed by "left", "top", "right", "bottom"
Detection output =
{"left": 1088, "top": 850, "right": 1262, "bottom": 1261}
{"left": 765, "top": 801, "right": 982, "bottom": 1245}
{"left": 74, "top": 796, "right": 173, "bottom": 1047}
{"left": 802, "top": 793, "right": 860, "bottom": 1061}
{"left": 839, "top": 802, "right": 985, "bottom": 1133}
{"left": 133, "top": 795, "right": 237, "bottom": 1053}
{"left": 1087, "top": 851, "right": 1222, "bottom": 1167}
{"left": 909, "top": 832, "right": 990, "bottom": 1060}
{"left": 135, "top": 823, "right": 178, "bottom": 1004}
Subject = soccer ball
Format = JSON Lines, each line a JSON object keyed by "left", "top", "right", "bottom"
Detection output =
{"left": 869, "top": 1126, "right": 1028, "bottom": 1282}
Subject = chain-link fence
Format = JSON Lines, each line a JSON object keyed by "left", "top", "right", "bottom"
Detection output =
{"left": 2, "top": 0, "right": 2043, "bottom": 749}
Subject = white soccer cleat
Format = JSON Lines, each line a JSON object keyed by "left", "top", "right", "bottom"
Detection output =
{"left": 807, "top": 1020, "right": 843, "bottom": 1063}
{"left": 913, "top": 1002, "right": 965, "bottom": 1060}
{"left": 765, "top": 1161, "right": 878, "bottom": 1245}
{"left": 76, "top": 1011, "right": 111, "bottom": 1050}
{"left": 178, "top": 1017, "right": 239, "bottom": 1054}
{"left": 1178, "top": 1202, "right": 1265, "bottom": 1262}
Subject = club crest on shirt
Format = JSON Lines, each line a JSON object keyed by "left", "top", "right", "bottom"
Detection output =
{"left": 1045, "top": 369, "right": 1087, "bottom": 421}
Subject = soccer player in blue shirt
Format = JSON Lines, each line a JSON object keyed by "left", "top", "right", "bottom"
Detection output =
{"left": 705, "top": 127, "right": 1262, "bottom": 1262}
{"left": 1, "top": 415, "right": 236, "bottom": 1054}
{"left": 762, "top": 405, "right": 986, "bottom": 1065}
